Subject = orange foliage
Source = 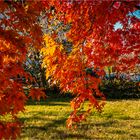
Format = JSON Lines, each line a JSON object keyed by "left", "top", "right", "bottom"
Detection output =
{"left": 41, "top": 0, "right": 140, "bottom": 128}
{"left": 28, "top": 88, "right": 46, "bottom": 101}
{"left": 0, "top": 122, "right": 21, "bottom": 139}
{"left": 0, "top": 0, "right": 140, "bottom": 139}
{"left": 0, "top": 1, "right": 45, "bottom": 139}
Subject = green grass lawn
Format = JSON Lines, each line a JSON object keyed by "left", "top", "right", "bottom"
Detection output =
{"left": 17, "top": 98, "right": 140, "bottom": 140}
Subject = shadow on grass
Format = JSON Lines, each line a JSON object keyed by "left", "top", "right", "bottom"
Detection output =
{"left": 19, "top": 110, "right": 70, "bottom": 123}
{"left": 26, "top": 97, "right": 140, "bottom": 106}
{"left": 53, "top": 130, "right": 93, "bottom": 139}
{"left": 21, "top": 98, "right": 140, "bottom": 139}
{"left": 24, "top": 117, "right": 67, "bottom": 130}
{"left": 106, "top": 98, "right": 140, "bottom": 102}
{"left": 26, "top": 97, "right": 71, "bottom": 106}
{"left": 20, "top": 112, "right": 138, "bottom": 139}
{"left": 20, "top": 116, "right": 92, "bottom": 139}
{"left": 77, "top": 120, "right": 117, "bottom": 129}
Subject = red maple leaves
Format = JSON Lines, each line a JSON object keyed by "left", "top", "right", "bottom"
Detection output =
{"left": 0, "top": 1, "right": 46, "bottom": 139}
{"left": 0, "top": 122, "right": 21, "bottom": 139}
{"left": 28, "top": 88, "right": 46, "bottom": 101}
{"left": 41, "top": 0, "right": 140, "bottom": 128}
{"left": 0, "top": 0, "right": 140, "bottom": 139}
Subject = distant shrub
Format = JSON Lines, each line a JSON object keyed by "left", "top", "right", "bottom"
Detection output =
{"left": 100, "top": 79, "right": 140, "bottom": 99}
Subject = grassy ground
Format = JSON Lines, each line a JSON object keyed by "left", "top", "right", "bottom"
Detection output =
{"left": 17, "top": 98, "right": 140, "bottom": 140}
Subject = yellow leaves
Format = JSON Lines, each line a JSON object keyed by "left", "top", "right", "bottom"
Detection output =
{"left": 24, "top": 5, "right": 29, "bottom": 12}
{"left": 43, "top": 35, "right": 56, "bottom": 55}
{"left": 45, "top": 64, "right": 57, "bottom": 79}
{"left": 42, "top": 34, "right": 63, "bottom": 55}
{"left": 41, "top": 34, "right": 63, "bottom": 79}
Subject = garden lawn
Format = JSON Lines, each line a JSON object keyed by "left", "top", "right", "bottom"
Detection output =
{"left": 18, "top": 98, "right": 140, "bottom": 140}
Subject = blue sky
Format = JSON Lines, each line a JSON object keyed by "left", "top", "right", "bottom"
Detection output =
{"left": 132, "top": 10, "right": 140, "bottom": 19}
{"left": 114, "top": 10, "right": 140, "bottom": 30}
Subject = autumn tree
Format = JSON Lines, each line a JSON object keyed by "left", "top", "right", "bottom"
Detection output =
{"left": 0, "top": 0, "right": 140, "bottom": 139}
{"left": 41, "top": 0, "right": 140, "bottom": 127}
{"left": 0, "top": 1, "right": 46, "bottom": 139}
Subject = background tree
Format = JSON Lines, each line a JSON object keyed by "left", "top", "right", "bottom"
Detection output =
{"left": 24, "top": 47, "right": 48, "bottom": 89}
